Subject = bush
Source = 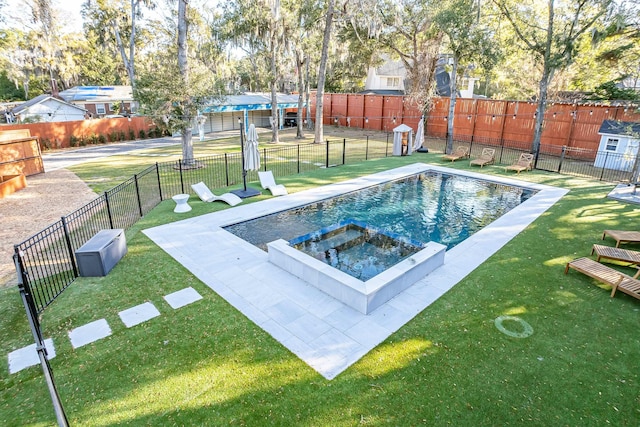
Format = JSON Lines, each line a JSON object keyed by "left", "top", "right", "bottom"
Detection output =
{"left": 79, "top": 137, "right": 87, "bottom": 147}
{"left": 89, "top": 134, "right": 99, "bottom": 145}
{"left": 138, "top": 129, "right": 146, "bottom": 139}
{"left": 128, "top": 129, "right": 136, "bottom": 140}
{"left": 69, "top": 135, "right": 79, "bottom": 147}
{"left": 119, "top": 131, "right": 126, "bottom": 141}
{"left": 40, "top": 138, "right": 52, "bottom": 150}
{"left": 98, "top": 134, "right": 107, "bottom": 144}
{"left": 109, "top": 131, "right": 119, "bottom": 142}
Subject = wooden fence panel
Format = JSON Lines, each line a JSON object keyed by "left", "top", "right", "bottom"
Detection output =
{"left": 347, "top": 94, "right": 365, "bottom": 128}
{"left": 363, "top": 95, "right": 384, "bottom": 131}
{"left": 503, "top": 101, "right": 536, "bottom": 145}
{"left": 382, "top": 96, "right": 404, "bottom": 132}
{"left": 426, "top": 98, "right": 448, "bottom": 137}
{"left": 331, "top": 94, "right": 348, "bottom": 126}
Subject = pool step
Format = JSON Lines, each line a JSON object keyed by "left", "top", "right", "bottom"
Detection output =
{"left": 299, "top": 229, "right": 364, "bottom": 254}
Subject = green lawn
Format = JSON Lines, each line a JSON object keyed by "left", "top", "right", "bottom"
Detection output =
{"left": 1, "top": 149, "right": 639, "bottom": 425}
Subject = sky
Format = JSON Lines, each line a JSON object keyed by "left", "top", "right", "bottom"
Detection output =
{"left": 2, "top": 0, "right": 85, "bottom": 33}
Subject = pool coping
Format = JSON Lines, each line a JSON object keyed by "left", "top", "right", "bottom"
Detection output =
{"left": 143, "top": 163, "right": 569, "bottom": 379}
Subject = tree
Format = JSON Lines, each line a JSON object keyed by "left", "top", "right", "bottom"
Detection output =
{"left": 135, "top": 0, "right": 218, "bottom": 164}
{"left": 314, "top": 0, "right": 335, "bottom": 144}
{"left": 435, "top": 0, "right": 499, "bottom": 154}
{"left": 492, "top": 0, "right": 613, "bottom": 159}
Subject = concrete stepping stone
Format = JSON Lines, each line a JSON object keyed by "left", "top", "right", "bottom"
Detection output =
{"left": 8, "top": 338, "right": 56, "bottom": 374}
{"left": 69, "top": 318, "right": 112, "bottom": 349}
{"left": 118, "top": 302, "right": 160, "bottom": 328}
{"left": 164, "top": 287, "right": 202, "bottom": 309}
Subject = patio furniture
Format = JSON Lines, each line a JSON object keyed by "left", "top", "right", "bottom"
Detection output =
{"left": 505, "top": 153, "right": 534, "bottom": 173}
{"left": 565, "top": 257, "right": 640, "bottom": 299}
{"left": 172, "top": 194, "right": 192, "bottom": 213}
{"left": 470, "top": 148, "right": 496, "bottom": 167}
{"left": 442, "top": 146, "right": 470, "bottom": 162}
{"left": 602, "top": 229, "right": 640, "bottom": 248}
{"left": 258, "top": 171, "right": 288, "bottom": 196}
{"left": 191, "top": 182, "right": 242, "bottom": 206}
{"left": 591, "top": 244, "right": 640, "bottom": 266}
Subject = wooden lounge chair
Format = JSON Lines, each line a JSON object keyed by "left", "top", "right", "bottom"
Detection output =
{"left": 505, "top": 153, "right": 534, "bottom": 174}
{"left": 565, "top": 257, "right": 640, "bottom": 299}
{"left": 442, "top": 146, "right": 470, "bottom": 162}
{"left": 470, "top": 148, "right": 496, "bottom": 167}
{"left": 592, "top": 244, "right": 640, "bottom": 266}
{"left": 602, "top": 230, "right": 640, "bottom": 248}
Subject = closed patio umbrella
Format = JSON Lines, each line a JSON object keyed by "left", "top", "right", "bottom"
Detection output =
{"left": 231, "top": 122, "right": 261, "bottom": 198}
{"left": 415, "top": 115, "right": 428, "bottom": 152}
{"left": 245, "top": 123, "right": 260, "bottom": 171}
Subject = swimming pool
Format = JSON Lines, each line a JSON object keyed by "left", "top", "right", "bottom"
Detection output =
{"left": 224, "top": 171, "right": 537, "bottom": 251}
{"left": 144, "top": 164, "right": 568, "bottom": 377}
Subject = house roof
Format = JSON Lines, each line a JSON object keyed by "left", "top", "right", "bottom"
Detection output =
{"left": 59, "top": 86, "right": 133, "bottom": 102}
{"left": 201, "top": 93, "right": 301, "bottom": 113}
{"left": 357, "top": 89, "right": 404, "bottom": 96}
{"left": 12, "top": 95, "right": 86, "bottom": 114}
{"left": 598, "top": 120, "right": 640, "bottom": 137}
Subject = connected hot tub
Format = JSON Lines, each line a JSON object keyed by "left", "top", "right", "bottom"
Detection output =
{"left": 268, "top": 220, "right": 446, "bottom": 314}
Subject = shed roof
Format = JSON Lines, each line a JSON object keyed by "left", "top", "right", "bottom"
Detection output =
{"left": 202, "top": 93, "right": 300, "bottom": 113}
{"left": 598, "top": 120, "right": 640, "bottom": 137}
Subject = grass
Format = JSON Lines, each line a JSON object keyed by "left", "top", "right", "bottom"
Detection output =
{"left": 2, "top": 142, "right": 640, "bottom": 425}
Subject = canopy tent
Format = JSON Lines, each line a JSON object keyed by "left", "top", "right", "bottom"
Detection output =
{"left": 392, "top": 123, "right": 414, "bottom": 156}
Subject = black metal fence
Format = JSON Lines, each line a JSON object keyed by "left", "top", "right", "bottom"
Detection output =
{"left": 13, "top": 132, "right": 639, "bottom": 315}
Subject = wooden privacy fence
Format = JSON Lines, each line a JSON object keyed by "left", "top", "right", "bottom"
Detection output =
{"left": 0, "top": 116, "right": 154, "bottom": 150}
{"left": 310, "top": 94, "right": 640, "bottom": 152}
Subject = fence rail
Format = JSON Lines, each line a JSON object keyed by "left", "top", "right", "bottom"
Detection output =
{"left": 14, "top": 133, "right": 638, "bottom": 314}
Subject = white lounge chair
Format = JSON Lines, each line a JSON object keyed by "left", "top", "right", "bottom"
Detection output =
{"left": 258, "top": 171, "right": 288, "bottom": 196}
{"left": 191, "top": 182, "right": 242, "bottom": 206}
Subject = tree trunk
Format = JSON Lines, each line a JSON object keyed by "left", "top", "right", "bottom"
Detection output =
{"left": 314, "top": 0, "right": 334, "bottom": 144}
{"left": 305, "top": 54, "right": 312, "bottom": 130}
{"left": 128, "top": 0, "right": 137, "bottom": 89}
{"left": 531, "top": 0, "right": 555, "bottom": 161}
{"left": 445, "top": 56, "right": 458, "bottom": 154}
{"left": 178, "top": 0, "right": 193, "bottom": 163}
{"left": 295, "top": 50, "right": 305, "bottom": 139}
{"left": 270, "top": 39, "right": 280, "bottom": 143}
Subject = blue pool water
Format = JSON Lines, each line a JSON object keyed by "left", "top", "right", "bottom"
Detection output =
{"left": 224, "top": 171, "right": 537, "bottom": 256}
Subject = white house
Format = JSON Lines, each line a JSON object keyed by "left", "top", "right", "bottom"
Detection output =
{"left": 363, "top": 59, "right": 406, "bottom": 94}
{"left": 594, "top": 120, "right": 640, "bottom": 171}
{"left": 11, "top": 95, "right": 88, "bottom": 123}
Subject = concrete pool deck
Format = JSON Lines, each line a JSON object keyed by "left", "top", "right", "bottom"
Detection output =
{"left": 143, "top": 164, "right": 569, "bottom": 379}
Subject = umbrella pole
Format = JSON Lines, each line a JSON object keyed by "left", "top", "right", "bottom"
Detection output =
{"left": 240, "top": 121, "right": 248, "bottom": 192}
{"left": 231, "top": 120, "right": 261, "bottom": 198}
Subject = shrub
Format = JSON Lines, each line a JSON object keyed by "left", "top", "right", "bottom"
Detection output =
{"left": 119, "top": 130, "right": 126, "bottom": 141}
{"left": 98, "top": 134, "right": 107, "bottom": 144}
{"left": 89, "top": 134, "right": 99, "bottom": 145}
{"left": 69, "top": 135, "right": 79, "bottom": 147}
{"left": 138, "top": 129, "right": 146, "bottom": 139}
{"left": 109, "top": 131, "right": 119, "bottom": 142}
{"left": 40, "top": 138, "right": 52, "bottom": 150}
{"left": 79, "top": 137, "right": 87, "bottom": 147}
{"left": 128, "top": 129, "right": 136, "bottom": 140}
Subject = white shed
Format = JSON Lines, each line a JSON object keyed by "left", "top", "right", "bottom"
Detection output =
{"left": 595, "top": 120, "right": 640, "bottom": 172}
{"left": 12, "top": 95, "right": 88, "bottom": 123}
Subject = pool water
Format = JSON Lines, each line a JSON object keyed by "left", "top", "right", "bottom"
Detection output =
{"left": 224, "top": 171, "right": 536, "bottom": 252}
{"left": 289, "top": 219, "right": 425, "bottom": 280}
